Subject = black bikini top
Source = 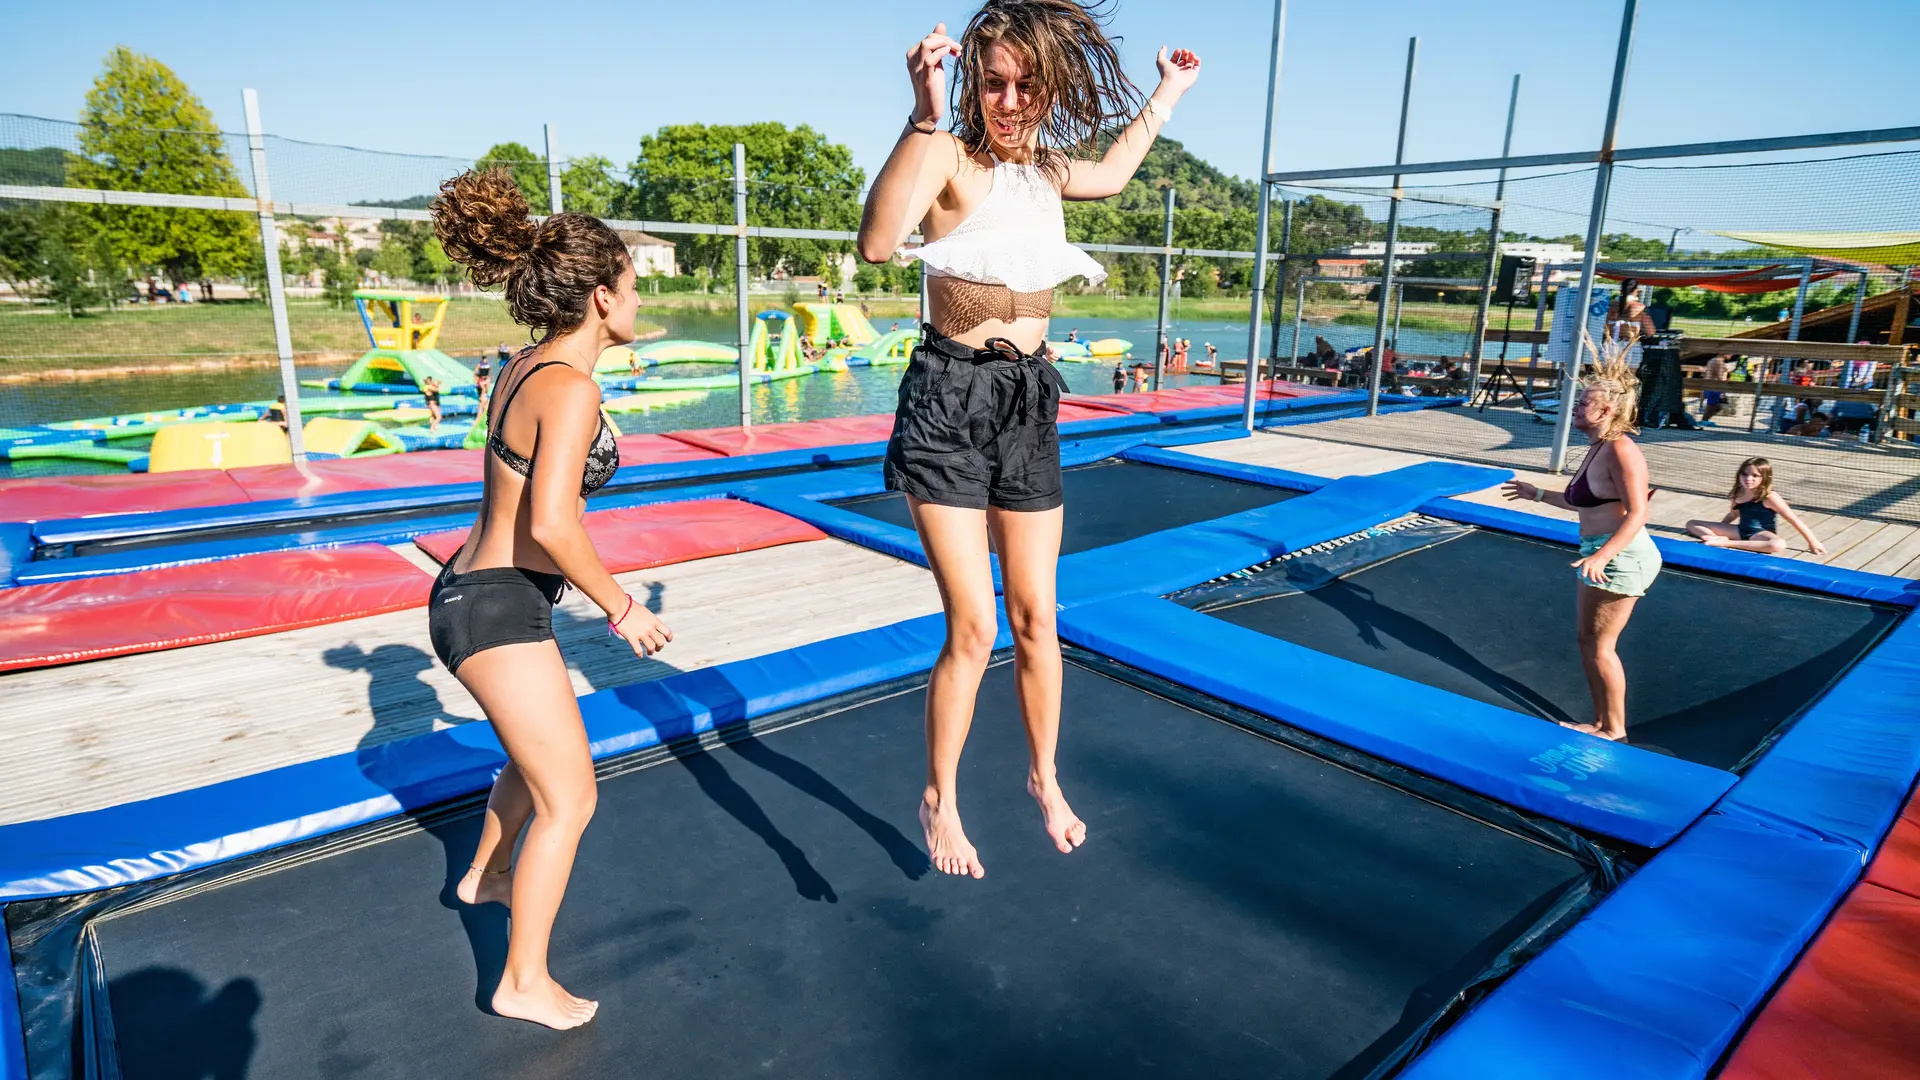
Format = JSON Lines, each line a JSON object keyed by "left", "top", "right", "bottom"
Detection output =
{"left": 486, "top": 352, "right": 620, "bottom": 497}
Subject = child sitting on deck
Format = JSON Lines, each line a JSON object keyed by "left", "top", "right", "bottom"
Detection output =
{"left": 1686, "top": 457, "right": 1826, "bottom": 556}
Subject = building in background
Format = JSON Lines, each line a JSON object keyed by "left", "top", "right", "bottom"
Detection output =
{"left": 617, "top": 231, "right": 677, "bottom": 278}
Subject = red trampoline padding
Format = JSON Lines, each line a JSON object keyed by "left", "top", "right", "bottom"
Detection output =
{"left": 228, "top": 450, "right": 485, "bottom": 502}
{"left": 413, "top": 498, "right": 825, "bottom": 573}
{"left": 1719, "top": 882, "right": 1920, "bottom": 1080}
{"left": 0, "top": 545, "right": 431, "bottom": 672}
{"left": 664, "top": 414, "right": 899, "bottom": 456}
{"left": 613, "top": 432, "right": 727, "bottom": 465}
{"left": 0, "top": 469, "right": 247, "bottom": 523}
{"left": 1864, "top": 792, "right": 1920, "bottom": 900}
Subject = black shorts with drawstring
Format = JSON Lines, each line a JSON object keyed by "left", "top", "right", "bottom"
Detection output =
{"left": 884, "top": 327, "right": 1067, "bottom": 512}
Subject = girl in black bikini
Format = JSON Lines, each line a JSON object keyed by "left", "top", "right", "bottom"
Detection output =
{"left": 427, "top": 168, "right": 671, "bottom": 1031}
{"left": 1686, "top": 457, "right": 1827, "bottom": 556}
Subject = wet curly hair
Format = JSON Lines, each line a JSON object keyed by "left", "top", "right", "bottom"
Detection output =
{"left": 950, "top": 0, "right": 1141, "bottom": 180}
{"left": 430, "top": 169, "right": 630, "bottom": 338}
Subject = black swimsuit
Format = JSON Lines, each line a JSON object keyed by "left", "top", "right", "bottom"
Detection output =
{"left": 427, "top": 351, "right": 622, "bottom": 673}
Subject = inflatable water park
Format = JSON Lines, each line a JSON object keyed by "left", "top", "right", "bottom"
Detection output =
{"left": 0, "top": 295, "right": 974, "bottom": 476}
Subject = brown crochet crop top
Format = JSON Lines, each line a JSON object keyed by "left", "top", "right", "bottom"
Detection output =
{"left": 927, "top": 275, "right": 1053, "bottom": 335}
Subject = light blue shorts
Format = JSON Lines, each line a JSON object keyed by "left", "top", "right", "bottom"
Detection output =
{"left": 1577, "top": 529, "right": 1663, "bottom": 597}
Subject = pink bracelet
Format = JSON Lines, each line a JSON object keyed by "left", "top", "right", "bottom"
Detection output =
{"left": 608, "top": 594, "right": 633, "bottom": 635}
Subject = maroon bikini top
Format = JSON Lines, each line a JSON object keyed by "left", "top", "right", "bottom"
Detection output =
{"left": 1565, "top": 455, "right": 1621, "bottom": 508}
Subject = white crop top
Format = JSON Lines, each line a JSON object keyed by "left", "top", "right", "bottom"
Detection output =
{"left": 913, "top": 153, "right": 1108, "bottom": 292}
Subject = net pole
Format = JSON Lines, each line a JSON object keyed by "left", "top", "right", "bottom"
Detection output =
{"left": 1242, "top": 0, "right": 1287, "bottom": 431}
{"left": 1468, "top": 75, "right": 1521, "bottom": 397}
{"left": 1550, "top": 0, "right": 1638, "bottom": 474}
{"left": 241, "top": 88, "right": 305, "bottom": 463}
{"left": 733, "top": 143, "right": 752, "bottom": 428}
{"left": 1268, "top": 199, "right": 1293, "bottom": 364}
{"left": 1366, "top": 37, "right": 1417, "bottom": 417}
{"left": 544, "top": 125, "right": 563, "bottom": 214}
{"left": 1291, "top": 274, "right": 1306, "bottom": 368}
{"left": 1153, "top": 185, "right": 1175, "bottom": 391}
{"left": 1846, "top": 269, "right": 1869, "bottom": 342}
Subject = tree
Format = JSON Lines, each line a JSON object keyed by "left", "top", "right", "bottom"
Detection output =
{"left": 561, "top": 155, "right": 622, "bottom": 217}
{"left": 370, "top": 234, "right": 415, "bottom": 283}
{"left": 476, "top": 142, "right": 552, "bottom": 211}
{"left": 618, "top": 123, "right": 863, "bottom": 281}
{"left": 70, "top": 48, "right": 256, "bottom": 284}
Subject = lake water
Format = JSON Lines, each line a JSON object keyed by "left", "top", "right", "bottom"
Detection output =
{"left": 0, "top": 304, "right": 1471, "bottom": 478}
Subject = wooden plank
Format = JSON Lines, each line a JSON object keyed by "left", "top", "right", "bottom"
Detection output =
{"left": 1815, "top": 517, "right": 1888, "bottom": 563}
{"left": 1483, "top": 327, "right": 1551, "bottom": 345}
{"left": 0, "top": 540, "right": 942, "bottom": 824}
{"left": 1829, "top": 521, "right": 1913, "bottom": 571}
{"left": 1862, "top": 526, "right": 1920, "bottom": 577}
{"left": 1679, "top": 338, "right": 1913, "bottom": 364}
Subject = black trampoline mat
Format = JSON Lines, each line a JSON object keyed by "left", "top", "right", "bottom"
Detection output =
{"left": 830, "top": 459, "right": 1299, "bottom": 555}
{"left": 93, "top": 663, "right": 1584, "bottom": 1080}
{"left": 1201, "top": 530, "right": 1900, "bottom": 770}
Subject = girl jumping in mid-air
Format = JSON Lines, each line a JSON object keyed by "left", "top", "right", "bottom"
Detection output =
{"left": 857, "top": 0, "right": 1200, "bottom": 878}
{"left": 1686, "top": 457, "right": 1827, "bottom": 556}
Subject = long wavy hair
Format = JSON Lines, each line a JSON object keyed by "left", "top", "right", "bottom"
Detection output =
{"left": 1730, "top": 457, "right": 1774, "bottom": 502}
{"left": 950, "top": 0, "right": 1141, "bottom": 182}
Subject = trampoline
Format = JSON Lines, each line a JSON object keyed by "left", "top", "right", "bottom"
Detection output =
{"left": 829, "top": 459, "right": 1300, "bottom": 556}
{"left": 9, "top": 655, "right": 1611, "bottom": 1079}
{"left": 1172, "top": 521, "right": 1901, "bottom": 771}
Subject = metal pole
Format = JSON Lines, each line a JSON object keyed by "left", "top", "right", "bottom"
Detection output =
{"left": 241, "top": 88, "right": 305, "bottom": 463}
{"left": 1242, "top": 0, "right": 1287, "bottom": 431}
{"left": 1290, "top": 274, "right": 1306, "bottom": 370}
{"left": 1788, "top": 259, "right": 1812, "bottom": 341}
{"left": 1392, "top": 282, "right": 1405, "bottom": 347}
{"left": 918, "top": 261, "right": 929, "bottom": 330}
{"left": 1366, "top": 37, "right": 1418, "bottom": 416}
{"left": 1549, "top": 0, "right": 1638, "bottom": 474}
{"left": 1468, "top": 75, "right": 1521, "bottom": 396}
{"left": 1153, "top": 185, "right": 1176, "bottom": 391}
{"left": 1666, "top": 227, "right": 1680, "bottom": 256}
{"left": 543, "top": 124, "right": 563, "bottom": 215}
{"left": 1268, "top": 199, "right": 1293, "bottom": 363}
{"left": 733, "top": 142, "right": 751, "bottom": 428}
{"left": 1846, "top": 269, "right": 1869, "bottom": 342}
{"left": 1531, "top": 262, "right": 1548, "bottom": 363}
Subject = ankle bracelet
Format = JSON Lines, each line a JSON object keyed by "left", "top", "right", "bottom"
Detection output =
{"left": 470, "top": 863, "right": 510, "bottom": 876}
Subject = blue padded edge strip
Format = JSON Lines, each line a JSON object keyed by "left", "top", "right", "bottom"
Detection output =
{"left": 8, "top": 477, "right": 744, "bottom": 586}
{"left": 0, "top": 610, "right": 1004, "bottom": 902}
{"left": 1056, "top": 461, "right": 1512, "bottom": 606}
{"left": 745, "top": 491, "right": 930, "bottom": 568}
{"left": 1424, "top": 496, "right": 1920, "bottom": 608}
{"left": 1401, "top": 813, "right": 1863, "bottom": 1080}
{"left": 0, "top": 522, "right": 30, "bottom": 588}
{"left": 1058, "top": 594, "right": 1729, "bottom": 847}
{"left": 1714, "top": 615, "right": 1920, "bottom": 855}
{"left": 0, "top": 936, "right": 24, "bottom": 1080}
{"left": 1118, "top": 445, "right": 1329, "bottom": 493}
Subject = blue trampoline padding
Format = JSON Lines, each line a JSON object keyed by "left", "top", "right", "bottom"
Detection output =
{"left": 1118, "top": 445, "right": 1328, "bottom": 493}
{"left": 1714, "top": 615, "right": 1920, "bottom": 856}
{"left": 1058, "top": 594, "right": 1729, "bottom": 847}
{"left": 1402, "top": 814, "right": 1863, "bottom": 1080}
{"left": 0, "top": 521, "right": 31, "bottom": 588}
{"left": 0, "top": 934, "right": 24, "bottom": 1080}
{"left": 1056, "top": 461, "right": 1511, "bottom": 605}
{"left": 33, "top": 481, "right": 486, "bottom": 546}
{"left": 744, "top": 491, "right": 930, "bottom": 568}
{"left": 0, "top": 610, "right": 1000, "bottom": 903}
{"left": 1425, "top": 496, "right": 1920, "bottom": 608}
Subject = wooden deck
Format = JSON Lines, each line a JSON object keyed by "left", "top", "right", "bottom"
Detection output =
{"left": 1185, "top": 414, "right": 1920, "bottom": 579}
{"left": 0, "top": 540, "right": 940, "bottom": 824}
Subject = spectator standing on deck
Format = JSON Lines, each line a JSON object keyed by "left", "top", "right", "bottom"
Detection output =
{"left": 1205, "top": 342, "right": 1217, "bottom": 368}
{"left": 1646, "top": 289, "right": 1673, "bottom": 334}
{"left": 1606, "top": 278, "right": 1657, "bottom": 345}
{"left": 1699, "top": 353, "right": 1729, "bottom": 424}
{"left": 1500, "top": 340, "right": 1658, "bottom": 742}
{"left": 1687, "top": 457, "right": 1826, "bottom": 556}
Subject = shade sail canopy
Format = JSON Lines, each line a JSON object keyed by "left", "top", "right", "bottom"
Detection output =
{"left": 1596, "top": 263, "right": 1844, "bottom": 294}
{"left": 1716, "top": 231, "right": 1920, "bottom": 264}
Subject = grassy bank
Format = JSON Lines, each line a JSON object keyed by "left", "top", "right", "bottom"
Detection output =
{"left": 0, "top": 298, "right": 665, "bottom": 372}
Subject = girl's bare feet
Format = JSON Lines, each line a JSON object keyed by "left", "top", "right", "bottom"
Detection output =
{"left": 455, "top": 865, "right": 514, "bottom": 908}
{"left": 920, "top": 795, "right": 985, "bottom": 879}
{"left": 492, "top": 973, "right": 598, "bottom": 1030}
{"left": 1028, "top": 777, "right": 1087, "bottom": 854}
{"left": 1701, "top": 534, "right": 1727, "bottom": 547}
{"left": 1559, "top": 720, "right": 1626, "bottom": 742}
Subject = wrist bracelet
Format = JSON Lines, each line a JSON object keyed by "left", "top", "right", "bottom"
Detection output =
{"left": 1142, "top": 98, "right": 1172, "bottom": 125}
{"left": 608, "top": 593, "right": 634, "bottom": 634}
{"left": 1533, "top": 487, "right": 1544, "bottom": 503}
{"left": 907, "top": 113, "right": 938, "bottom": 135}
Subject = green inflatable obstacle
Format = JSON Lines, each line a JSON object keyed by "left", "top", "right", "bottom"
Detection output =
{"left": 336, "top": 348, "right": 474, "bottom": 393}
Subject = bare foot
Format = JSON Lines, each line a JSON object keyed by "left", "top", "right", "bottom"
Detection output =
{"left": 920, "top": 796, "right": 985, "bottom": 879}
{"left": 455, "top": 866, "right": 513, "bottom": 909}
{"left": 1558, "top": 720, "right": 1627, "bottom": 742}
{"left": 1701, "top": 534, "right": 1726, "bottom": 547}
{"left": 492, "top": 974, "right": 598, "bottom": 1030}
{"left": 1028, "top": 777, "right": 1087, "bottom": 854}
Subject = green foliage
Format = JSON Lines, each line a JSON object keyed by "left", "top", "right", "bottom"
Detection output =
{"left": 475, "top": 141, "right": 553, "bottom": 210}
{"left": 70, "top": 48, "right": 256, "bottom": 282}
{"left": 369, "top": 234, "right": 415, "bottom": 281}
{"left": 1600, "top": 232, "right": 1674, "bottom": 260}
{"left": 618, "top": 122, "right": 863, "bottom": 281}
{"left": 314, "top": 245, "right": 359, "bottom": 308}
{"left": 560, "top": 155, "right": 621, "bottom": 216}
{"left": 0, "top": 147, "right": 74, "bottom": 186}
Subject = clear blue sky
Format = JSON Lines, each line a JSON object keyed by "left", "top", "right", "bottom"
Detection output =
{"left": 5, "top": 0, "right": 1914, "bottom": 195}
